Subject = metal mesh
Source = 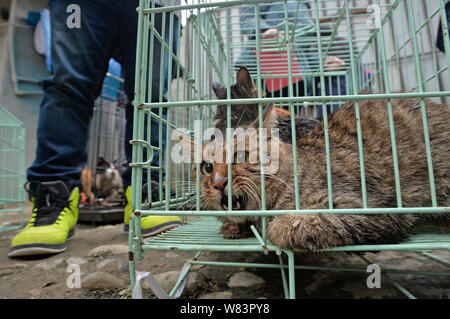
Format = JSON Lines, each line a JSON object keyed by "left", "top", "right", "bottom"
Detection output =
{"left": 128, "top": 0, "right": 450, "bottom": 298}
{"left": 0, "top": 107, "right": 26, "bottom": 232}
{"left": 86, "top": 73, "right": 127, "bottom": 180}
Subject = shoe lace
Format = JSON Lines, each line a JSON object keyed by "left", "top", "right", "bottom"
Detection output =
{"left": 25, "top": 182, "right": 71, "bottom": 227}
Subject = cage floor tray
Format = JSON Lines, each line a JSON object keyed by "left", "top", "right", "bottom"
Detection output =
{"left": 143, "top": 217, "right": 450, "bottom": 252}
{"left": 78, "top": 205, "right": 124, "bottom": 224}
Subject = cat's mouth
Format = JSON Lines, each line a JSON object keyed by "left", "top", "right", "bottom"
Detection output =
{"left": 220, "top": 194, "right": 247, "bottom": 210}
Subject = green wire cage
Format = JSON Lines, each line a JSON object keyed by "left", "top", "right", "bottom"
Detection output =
{"left": 128, "top": 0, "right": 450, "bottom": 299}
{"left": 0, "top": 107, "right": 26, "bottom": 232}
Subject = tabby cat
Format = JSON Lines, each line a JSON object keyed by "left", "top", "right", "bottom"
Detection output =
{"left": 192, "top": 70, "right": 449, "bottom": 252}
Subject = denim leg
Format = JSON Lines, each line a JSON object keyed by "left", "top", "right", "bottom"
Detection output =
{"left": 120, "top": 6, "right": 179, "bottom": 189}
{"left": 315, "top": 76, "right": 347, "bottom": 120}
{"left": 26, "top": 0, "right": 119, "bottom": 193}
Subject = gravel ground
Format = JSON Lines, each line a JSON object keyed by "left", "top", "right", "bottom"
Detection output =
{"left": 1, "top": 203, "right": 449, "bottom": 299}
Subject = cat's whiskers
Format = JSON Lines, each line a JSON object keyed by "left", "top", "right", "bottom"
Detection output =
{"left": 240, "top": 183, "right": 262, "bottom": 210}
{"left": 245, "top": 178, "right": 265, "bottom": 200}
{"left": 164, "top": 181, "right": 196, "bottom": 193}
{"left": 165, "top": 192, "right": 213, "bottom": 213}
{"left": 173, "top": 195, "right": 196, "bottom": 211}
{"left": 248, "top": 172, "right": 294, "bottom": 190}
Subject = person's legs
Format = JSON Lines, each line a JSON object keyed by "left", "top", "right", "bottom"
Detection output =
{"left": 119, "top": 1, "right": 181, "bottom": 235}
{"left": 120, "top": 2, "right": 179, "bottom": 189}
{"left": 27, "top": 0, "right": 119, "bottom": 191}
{"left": 315, "top": 75, "right": 347, "bottom": 120}
{"left": 9, "top": 0, "right": 118, "bottom": 257}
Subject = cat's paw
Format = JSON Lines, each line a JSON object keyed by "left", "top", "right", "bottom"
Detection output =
{"left": 267, "top": 214, "right": 348, "bottom": 252}
{"left": 220, "top": 222, "right": 252, "bottom": 239}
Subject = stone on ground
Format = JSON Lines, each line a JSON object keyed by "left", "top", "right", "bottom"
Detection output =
{"left": 87, "top": 244, "right": 128, "bottom": 257}
{"left": 35, "top": 258, "right": 64, "bottom": 270}
{"left": 228, "top": 271, "right": 265, "bottom": 288}
{"left": 81, "top": 271, "right": 126, "bottom": 289}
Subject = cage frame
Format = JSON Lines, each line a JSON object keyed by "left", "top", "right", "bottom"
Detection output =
{"left": 128, "top": 0, "right": 450, "bottom": 299}
{"left": 0, "top": 107, "right": 26, "bottom": 232}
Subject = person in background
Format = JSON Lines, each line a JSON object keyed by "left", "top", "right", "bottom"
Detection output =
{"left": 235, "top": 0, "right": 347, "bottom": 119}
{"left": 436, "top": 2, "right": 450, "bottom": 53}
{"left": 9, "top": 0, "right": 182, "bottom": 258}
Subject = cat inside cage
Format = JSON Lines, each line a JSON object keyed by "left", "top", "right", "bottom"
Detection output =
{"left": 159, "top": 0, "right": 450, "bottom": 251}
{"left": 124, "top": 0, "right": 450, "bottom": 299}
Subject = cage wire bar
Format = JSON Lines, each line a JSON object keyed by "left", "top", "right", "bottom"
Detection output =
{"left": 0, "top": 107, "right": 26, "bottom": 232}
{"left": 128, "top": 0, "right": 450, "bottom": 299}
{"left": 86, "top": 72, "right": 127, "bottom": 178}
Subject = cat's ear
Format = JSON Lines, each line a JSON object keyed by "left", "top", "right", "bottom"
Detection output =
{"left": 236, "top": 66, "right": 255, "bottom": 88}
{"left": 212, "top": 82, "right": 226, "bottom": 99}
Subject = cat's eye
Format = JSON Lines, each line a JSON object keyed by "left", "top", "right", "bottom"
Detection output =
{"left": 234, "top": 151, "right": 249, "bottom": 164}
{"left": 200, "top": 161, "right": 213, "bottom": 175}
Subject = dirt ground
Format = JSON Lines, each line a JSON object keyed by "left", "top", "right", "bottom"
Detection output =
{"left": 0, "top": 201, "right": 449, "bottom": 299}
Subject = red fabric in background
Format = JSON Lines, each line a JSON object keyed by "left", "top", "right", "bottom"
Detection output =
{"left": 258, "top": 48, "right": 303, "bottom": 93}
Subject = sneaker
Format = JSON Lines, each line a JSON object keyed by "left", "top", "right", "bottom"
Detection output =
{"left": 123, "top": 183, "right": 181, "bottom": 237}
{"left": 8, "top": 181, "right": 79, "bottom": 257}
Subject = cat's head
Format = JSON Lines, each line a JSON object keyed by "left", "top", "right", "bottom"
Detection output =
{"left": 180, "top": 105, "right": 292, "bottom": 221}
{"left": 104, "top": 164, "right": 118, "bottom": 180}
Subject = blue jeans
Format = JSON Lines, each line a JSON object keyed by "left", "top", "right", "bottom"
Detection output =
{"left": 314, "top": 75, "right": 347, "bottom": 120}
{"left": 27, "top": 0, "right": 179, "bottom": 193}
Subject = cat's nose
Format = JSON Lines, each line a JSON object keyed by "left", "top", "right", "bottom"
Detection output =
{"left": 212, "top": 176, "right": 228, "bottom": 191}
